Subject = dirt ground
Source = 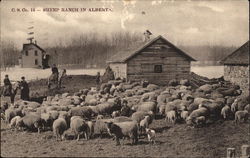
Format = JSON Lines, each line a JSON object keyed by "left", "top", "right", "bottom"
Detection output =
{"left": 1, "top": 75, "right": 249, "bottom": 157}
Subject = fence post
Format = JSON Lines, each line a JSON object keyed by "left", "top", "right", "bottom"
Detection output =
{"left": 227, "top": 148, "right": 235, "bottom": 158}
{"left": 241, "top": 145, "right": 250, "bottom": 158}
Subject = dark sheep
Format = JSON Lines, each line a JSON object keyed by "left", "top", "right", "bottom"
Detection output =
{"left": 106, "top": 121, "right": 138, "bottom": 145}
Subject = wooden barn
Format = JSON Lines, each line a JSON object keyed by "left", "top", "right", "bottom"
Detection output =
{"left": 107, "top": 35, "right": 196, "bottom": 85}
{"left": 221, "top": 41, "right": 249, "bottom": 94}
{"left": 21, "top": 41, "right": 49, "bottom": 68}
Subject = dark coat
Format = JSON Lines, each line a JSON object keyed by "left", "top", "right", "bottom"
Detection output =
{"left": 20, "top": 80, "right": 29, "bottom": 100}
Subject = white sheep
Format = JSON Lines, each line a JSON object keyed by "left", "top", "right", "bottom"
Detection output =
{"left": 165, "top": 110, "right": 176, "bottom": 123}
{"left": 180, "top": 111, "right": 189, "bottom": 121}
{"left": 9, "top": 116, "right": 22, "bottom": 129}
{"left": 235, "top": 110, "right": 249, "bottom": 124}
{"left": 221, "top": 105, "right": 231, "bottom": 119}
{"left": 145, "top": 128, "right": 156, "bottom": 144}
{"left": 139, "top": 115, "right": 150, "bottom": 133}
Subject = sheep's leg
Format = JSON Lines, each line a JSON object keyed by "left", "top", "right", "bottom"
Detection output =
{"left": 84, "top": 132, "right": 88, "bottom": 140}
{"left": 115, "top": 137, "right": 120, "bottom": 146}
{"left": 37, "top": 128, "right": 40, "bottom": 134}
{"left": 77, "top": 134, "right": 80, "bottom": 141}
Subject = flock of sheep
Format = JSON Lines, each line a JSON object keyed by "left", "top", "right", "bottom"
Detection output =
{"left": 1, "top": 78, "right": 249, "bottom": 146}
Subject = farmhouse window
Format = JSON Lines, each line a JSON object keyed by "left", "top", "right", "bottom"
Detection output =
{"left": 34, "top": 50, "right": 38, "bottom": 56}
{"left": 154, "top": 65, "right": 162, "bottom": 73}
{"left": 25, "top": 51, "right": 28, "bottom": 56}
{"left": 35, "top": 59, "right": 38, "bottom": 65}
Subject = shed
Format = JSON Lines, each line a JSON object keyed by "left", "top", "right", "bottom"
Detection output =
{"left": 107, "top": 35, "right": 196, "bottom": 85}
{"left": 21, "top": 42, "right": 49, "bottom": 68}
{"left": 221, "top": 41, "right": 249, "bottom": 93}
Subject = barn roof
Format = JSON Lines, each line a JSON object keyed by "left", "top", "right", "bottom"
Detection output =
{"left": 22, "top": 43, "right": 46, "bottom": 52}
{"left": 221, "top": 41, "right": 249, "bottom": 65}
{"left": 107, "top": 35, "right": 196, "bottom": 63}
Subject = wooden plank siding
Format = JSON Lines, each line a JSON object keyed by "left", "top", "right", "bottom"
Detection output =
{"left": 126, "top": 41, "right": 191, "bottom": 84}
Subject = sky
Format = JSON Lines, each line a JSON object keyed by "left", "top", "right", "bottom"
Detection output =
{"left": 1, "top": 0, "right": 249, "bottom": 49}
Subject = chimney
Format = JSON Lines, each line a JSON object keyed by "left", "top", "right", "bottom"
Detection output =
{"left": 143, "top": 30, "right": 152, "bottom": 42}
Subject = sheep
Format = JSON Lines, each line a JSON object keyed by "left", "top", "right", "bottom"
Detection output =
{"left": 9, "top": 116, "right": 22, "bottom": 129}
{"left": 96, "top": 115, "right": 104, "bottom": 120}
{"left": 5, "top": 106, "right": 24, "bottom": 123}
{"left": 106, "top": 121, "right": 138, "bottom": 145}
{"left": 68, "top": 107, "right": 93, "bottom": 120}
{"left": 221, "top": 105, "right": 231, "bottom": 120}
{"left": 70, "top": 117, "right": 89, "bottom": 141}
{"left": 231, "top": 99, "right": 238, "bottom": 113}
{"left": 145, "top": 128, "right": 156, "bottom": 144}
{"left": 136, "top": 102, "right": 157, "bottom": 113}
{"left": 111, "top": 111, "right": 121, "bottom": 118}
{"left": 194, "top": 116, "right": 206, "bottom": 127}
{"left": 95, "top": 97, "right": 122, "bottom": 115}
{"left": 131, "top": 111, "right": 154, "bottom": 125}
{"left": 186, "top": 107, "right": 209, "bottom": 126}
{"left": 139, "top": 115, "right": 150, "bottom": 133}
{"left": 16, "top": 114, "right": 44, "bottom": 133}
{"left": 235, "top": 110, "right": 249, "bottom": 124}
{"left": 113, "top": 116, "right": 133, "bottom": 123}
{"left": 94, "top": 118, "right": 114, "bottom": 138}
{"left": 53, "top": 117, "right": 67, "bottom": 141}
{"left": 165, "top": 110, "right": 177, "bottom": 124}
{"left": 41, "top": 113, "right": 53, "bottom": 130}
{"left": 86, "top": 121, "right": 94, "bottom": 139}
{"left": 180, "top": 111, "right": 189, "bottom": 121}
{"left": 48, "top": 110, "right": 59, "bottom": 121}
{"left": 244, "top": 104, "right": 250, "bottom": 113}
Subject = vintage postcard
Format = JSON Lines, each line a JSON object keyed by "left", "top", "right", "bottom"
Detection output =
{"left": 0, "top": 0, "right": 249, "bottom": 157}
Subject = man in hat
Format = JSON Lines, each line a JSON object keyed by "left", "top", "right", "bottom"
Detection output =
{"left": 3, "top": 75, "right": 12, "bottom": 96}
{"left": 20, "top": 76, "right": 29, "bottom": 101}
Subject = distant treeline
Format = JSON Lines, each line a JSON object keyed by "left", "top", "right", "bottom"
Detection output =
{"left": 180, "top": 45, "right": 237, "bottom": 61}
{"left": 1, "top": 31, "right": 239, "bottom": 69}
{"left": 0, "top": 41, "right": 19, "bottom": 70}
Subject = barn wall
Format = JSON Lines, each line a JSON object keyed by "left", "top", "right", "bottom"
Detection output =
{"left": 224, "top": 65, "right": 249, "bottom": 94}
{"left": 21, "top": 45, "right": 42, "bottom": 68}
{"left": 126, "top": 39, "right": 191, "bottom": 85}
{"left": 109, "top": 63, "right": 127, "bottom": 79}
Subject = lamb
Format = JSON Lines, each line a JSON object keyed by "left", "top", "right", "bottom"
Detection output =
{"left": 106, "top": 121, "right": 138, "bottom": 145}
{"left": 235, "top": 110, "right": 249, "bottom": 124}
{"left": 139, "top": 116, "right": 150, "bottom": 133}
{"left": 70, "top": 117, "right": 89, "bottom": 141}
{"left": 186, "top": 107, "right": 209, "bottom": 126}
{"left": 9, "top": 116, "right": 22, "bottom": 129}
{"left": 231, "top": 99, "right": 238, "bottom": 113}
{"left": 221, "top": 105, "right": 231, "bottom": 119}
{"left": 145, "top": 128, "right": 156, "bottom": 144}
{"left": 53, "top": 117, "right": 68, "bottom": 141}
{"left": 165, "top": 110, "right": 177, "bottom": 124}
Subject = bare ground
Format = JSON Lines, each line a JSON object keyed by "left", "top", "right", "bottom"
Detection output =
{"left": 1, "top": 75, "right": 249, "bottom": 157}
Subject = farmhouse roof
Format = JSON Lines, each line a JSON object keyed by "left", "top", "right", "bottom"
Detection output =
{"left": 107, "top": 35, "right": 196, "bottom": 63}
{"left": 221, "top": 41, "right": 249, "bottom": 65}
{"left": 22, "top": 43, "right": 46, "bottom": 52}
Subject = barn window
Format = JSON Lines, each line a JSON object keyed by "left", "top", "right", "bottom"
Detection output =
{"left": 35, "top": 59, "right": 38, "bottom": 65}
{"left": 25, "top": 51, "right": 28, "bottom": 56}
{"left": 154, "top": 65, "right": 162, "bottom": 73}
{"left": 34, "top": 50, "right": 38, "bottom": 56}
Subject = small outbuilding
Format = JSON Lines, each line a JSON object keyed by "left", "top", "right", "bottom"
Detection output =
{"left": 107, "top": 35, "right": 196, "bottom": 85}
{"left": 20, "top": 41, "right": 49, "bottom": 68}
{"left": 221, "top": 41, "right": 249, "bottom": 93}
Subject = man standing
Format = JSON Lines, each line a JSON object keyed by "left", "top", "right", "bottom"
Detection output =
{"left": 20, "top": 76, "right": 29, "bottom": 101}
{"left": 3, "top": 75, "right": 12, "bottom": 96}
{"left": 51, "top": 64, "right": 59, "bottom": 81}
